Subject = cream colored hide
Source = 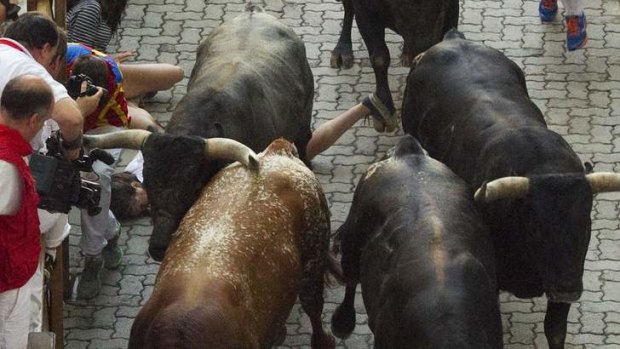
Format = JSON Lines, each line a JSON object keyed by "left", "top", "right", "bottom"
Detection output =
{"left": 129, "top": 138, "right": 335, "bottom": 349}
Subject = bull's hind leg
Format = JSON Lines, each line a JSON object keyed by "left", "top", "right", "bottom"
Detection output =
{"left": 330, "top": 0, "right": 354, "bottom": 69}
{"left": 299, "top": 219, "right": 335, "bottom": 349}
{"left": 299, "top": 257, "right": 336, "bottom": 349}
{"left": 330, "top": 283, "right": 357, "bottom": 339}
{"left": 544, "top": 301, "right": 571, "bottom": 349}
{"left": 355, "top": 13, "right": 397, "bottom": 133}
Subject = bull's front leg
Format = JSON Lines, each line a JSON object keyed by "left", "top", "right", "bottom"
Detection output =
{"left": 356, "top": 16, "right": 398, "bottom": 133}
{"left": 330, "top": 0, "right": 354, "bottom": 69}
{"left": 544, "top": 301, "right": 571, "bottom": 349}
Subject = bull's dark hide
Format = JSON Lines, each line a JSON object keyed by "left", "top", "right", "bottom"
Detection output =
{"left": 401, "top": 30, "right": 593, "bottom": 349}
{"left": 331, "top": 0, "right": 459, "bottom": 116}
{"left": 143, "top": 9, "right": 315, "bottom": 261}
{"left": 331, "top": 135, "right": 503, "bottom": 348}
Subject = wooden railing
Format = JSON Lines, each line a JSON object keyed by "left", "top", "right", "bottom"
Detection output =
{"left": 27, "top": 0, "right": 66, "bottom": 28}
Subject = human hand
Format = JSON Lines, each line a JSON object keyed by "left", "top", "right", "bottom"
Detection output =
{"left": 43, "top": 251, "right": 56, "bottom": 285}
{"left": 76, "top": 81, "right": 104, "bottom": 116}
{"left": 114, "top": 50, "right": 136, "bottom": 63}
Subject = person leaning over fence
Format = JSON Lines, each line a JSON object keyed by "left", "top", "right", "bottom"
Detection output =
{"left": 0, "top": 75, "right": 54, "bottom": 349}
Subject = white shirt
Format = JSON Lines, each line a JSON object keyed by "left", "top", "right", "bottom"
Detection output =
{"left": 0, "top": 160, "right": 23, "bottom": 215}
{"left": 0, "top": 38, "right": 69, "bottom": 102}
{"left": 0, "top": 38, "right": 70, "bottom": 152}
{"left": 125, "top": 151, "right": 144, "bottom": 182}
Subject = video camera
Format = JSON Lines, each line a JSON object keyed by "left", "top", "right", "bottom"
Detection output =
{"left": 29, "top": 132, "right": 115, "bottom": 216}
{"left": 66, "top": 74, "right": 109, "bottom": 108}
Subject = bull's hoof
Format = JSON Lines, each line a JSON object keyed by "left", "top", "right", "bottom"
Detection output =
{"left": 330, "top": 304, "right": 356, "bottom": 339}
{"left": 273, "top": 325, "right": 287, "bottom": 346}
{"left": 311, "top": 332, "right": 336, "bottom": 349}
{"left": 330, "top": 43, "right": 354, "bottom": 69}
{"left": 331, "top": 52, "right": 354, "bottom": 69}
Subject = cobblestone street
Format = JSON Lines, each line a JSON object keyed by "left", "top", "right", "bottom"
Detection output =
{"left": 63, "top": 0, "right": 620, "bottom": 347}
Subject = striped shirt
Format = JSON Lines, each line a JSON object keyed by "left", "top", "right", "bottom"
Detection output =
{"left": 67, "top": 0, "right": 113, "bottom": 52}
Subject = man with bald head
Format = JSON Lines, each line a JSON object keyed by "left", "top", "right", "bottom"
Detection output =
{"left": 0, "top": 74, "right": 54, "bottom": 349}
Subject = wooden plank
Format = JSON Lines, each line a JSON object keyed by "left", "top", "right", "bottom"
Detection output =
{"left": 26, "top": 0, "right": 66, "bottom": 28}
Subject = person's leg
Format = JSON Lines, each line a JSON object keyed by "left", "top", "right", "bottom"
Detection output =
{"left": 539, "top": 0, "right": 558, "bottom": 22}
{"left": 562, "top": 0, "right": 587, "bottom": 51}
{"left": 120, "top": 63, "right": 184, "bottom": 100}
{"left": 0, "top": 273, "right": 38, "bottom": 349}
{"left": 127, "top": 102, "right": 164, "bottom": 132}
{"left": 306, "top": 103, "right": 371, "bottom": 160}
{"left": 29, "top": 251, "right": 44, "bottom": 333}
{"left": 78, "top": 127, "right": 122, "bottom": 299}
{"left": 562, "top": 0, "right": 585, "bottom": 15}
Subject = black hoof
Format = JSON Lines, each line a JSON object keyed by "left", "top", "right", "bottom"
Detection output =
{"left": 330, "top": 304, "right": 356, "bottom": 339}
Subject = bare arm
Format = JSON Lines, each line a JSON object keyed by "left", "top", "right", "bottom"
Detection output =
{"left": 306, "top": 103, "right": 371, "bottom": 160}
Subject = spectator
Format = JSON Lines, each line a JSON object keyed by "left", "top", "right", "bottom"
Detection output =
{"left": 539, "top": 0, "right": 587, "bottom": 51}
{"left": 1, "top": 12, "right": 100, "bottom": 160}
{"left": 109, "top": 101, "right": 375, "bottom": 221}
{"left": 65, "top": 43, "right": 136, "bottom": 300}
{"left": 67, "top": 0, "right": 184, "bottom": 101}
{"left": 0, "top": 74, "right": 54, "bottom": 349}
{"left": 0, "top": 0, "right": 19, "bottom": 34}
{"left": 1, "top": 12, "right": 102, "bottom": 329}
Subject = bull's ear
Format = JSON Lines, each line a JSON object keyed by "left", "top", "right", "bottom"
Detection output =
{"left": 586, "top": 173, "right": 620, "bottom": 194}
{"left": 474, "top": 176, "right": 529, "bottom": 202}
{"left": 584, "top": 162, "right": 594, "bottom": 174}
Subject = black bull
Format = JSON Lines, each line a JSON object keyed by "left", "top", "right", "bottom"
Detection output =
{"left": 331, "top": 135, "right": 503, "bottom": 348}
{"left": 330, "top": 0, "right": 458, "bottom": 121}
{"left": 86, "top": 9, "right": 315, "bottom": 261}
{"left": 401, "top": 30, "right": 620, "bottom": 349}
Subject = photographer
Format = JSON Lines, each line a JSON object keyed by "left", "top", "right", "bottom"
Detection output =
{"left": 66, "top": 43, "right": 133, "bottom": 299}
{"left": 0, "top": 12, "right": 102, "bottom": 160}
{"left": 0, "top": 75, "right": 54, "bottom": 349}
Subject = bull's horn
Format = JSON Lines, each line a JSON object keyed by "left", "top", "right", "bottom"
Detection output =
{"left": 474, "top": 176, "right": 530, "bottom": 202}
{"left": 586, "top": 172, "right": 620, "bottom": 194}
{"left": 204, "top": 138, "right": 259, "bottom": 171}
{"left": 83, "top": 130, "right": 150, "bottom": 150}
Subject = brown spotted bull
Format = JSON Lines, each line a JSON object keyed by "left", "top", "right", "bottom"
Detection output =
{"left": 126, "top": 139, "right": 335, "bottom": 349}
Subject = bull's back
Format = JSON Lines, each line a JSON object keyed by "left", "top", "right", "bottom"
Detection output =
{"left": 344, "top": 137, "right": 501, "bottom": 347}
{"left": 153, "top": 152, "right": 326, "bottom": 345}
{"left": 168, "top": 11, "right": 313, "bottom": 158}
{"left": 402, "top": 34, "right": 564, "bottom": 181}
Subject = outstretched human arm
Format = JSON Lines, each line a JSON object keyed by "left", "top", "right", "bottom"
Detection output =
{"left": 306, "top": 103, "right": 371, "bottom": 160}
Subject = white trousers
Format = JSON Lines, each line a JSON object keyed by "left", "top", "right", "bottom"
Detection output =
{"left": 561, "top": 0, "right": 585, "bottom": 16}
{"left": 0, "top": 267, "right": 40, "bottom": 349}
{"left": 29, "top": 210, "right": 71, "bottom": 333}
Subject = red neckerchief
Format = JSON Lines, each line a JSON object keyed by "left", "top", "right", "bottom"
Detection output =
{"left": 0, "top": 38, "right": 27, "bottom": 54}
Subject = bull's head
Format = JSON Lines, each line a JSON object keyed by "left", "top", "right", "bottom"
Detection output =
{"left": 84, "top": 130, "right": 259, "bottom": 261}
{"left": 475, "top": 173, "right": 620, "bottom": 302}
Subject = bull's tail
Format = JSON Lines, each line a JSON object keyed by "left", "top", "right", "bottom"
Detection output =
{"left": 245, "top": 1, "right": 264, "bottom": 13}
{"left": 326, "top": 248, "right": 345, "bottom": 286}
